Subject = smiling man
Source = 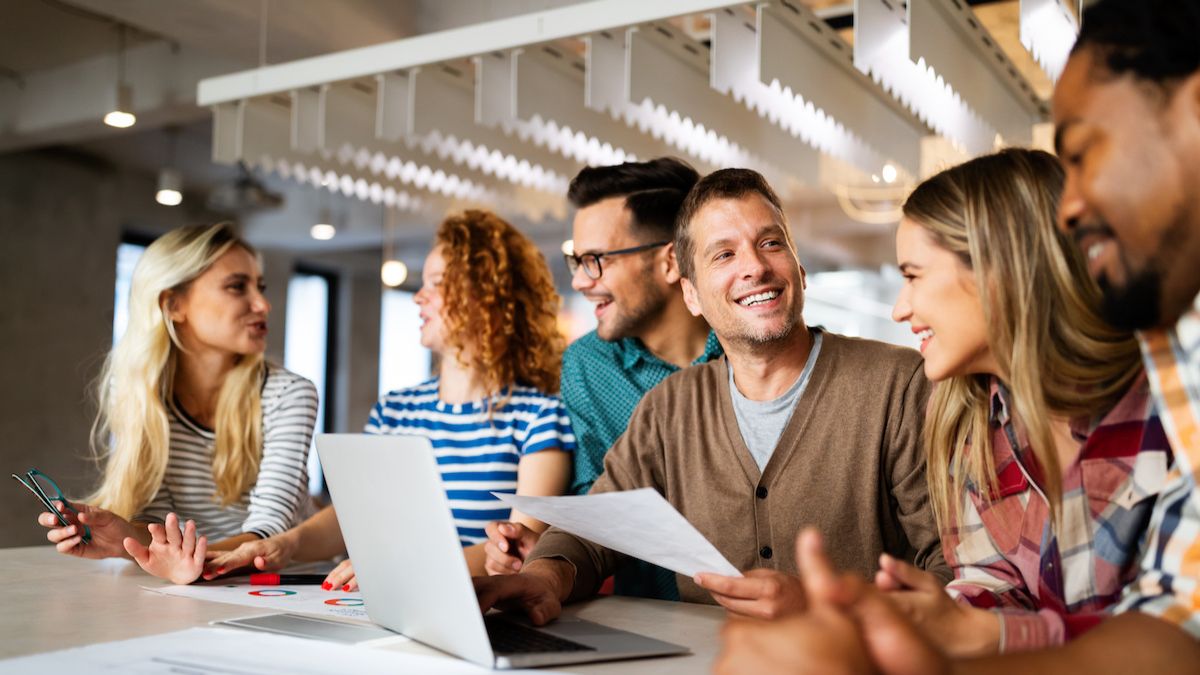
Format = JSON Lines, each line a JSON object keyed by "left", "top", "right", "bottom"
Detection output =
{"left": 474, "top": 168, "right": 947, "bottom": 623}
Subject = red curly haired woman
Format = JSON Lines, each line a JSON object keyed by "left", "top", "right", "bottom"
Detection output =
{"left": 195, "top": 210, "right": 576, "bottom": 588}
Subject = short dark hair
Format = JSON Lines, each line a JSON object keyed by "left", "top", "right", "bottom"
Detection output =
{"left": 674, "top": 168, "right": 791, "bottom": 279}
{"left": 1074, "top": 0, "right": 1200, "bottom": 86}
{"left": 567, "top": 157, "right": 699, "bottom": 242}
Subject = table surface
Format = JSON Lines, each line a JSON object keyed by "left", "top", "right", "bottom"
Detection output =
{"left": 0, "top": 546, "right": 726, "bottom": 673}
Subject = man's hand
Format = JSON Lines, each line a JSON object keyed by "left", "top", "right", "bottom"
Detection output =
{"left": 483, "top": 521, "right": 542, "bottom": 575}
{"left": 875, "top": 553, "right": 999, "bottom": 656}
{"left": 39, "top": 502, "right": 136, "bottom": 559}
{"left": 713, "top": 530, "right": 948, "bottom": 675}
{"left": 123, "top": 512, "right": 208, "bottom": 585}
{"left": 473, "top": 559, "right": 573, "bottom": 626}
{"left": 202, "top": 529, "right": 300, "bottom": 580}
{"left": 694, "top": 568, "right": 806, "bottom": 619}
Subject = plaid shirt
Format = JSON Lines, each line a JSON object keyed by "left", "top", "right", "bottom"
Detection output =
{"left": 1114, "top": 292, "right": 1200, "bottom": 639}
{"left": 941, "top": 373, "right": 1171, "bottom": 651}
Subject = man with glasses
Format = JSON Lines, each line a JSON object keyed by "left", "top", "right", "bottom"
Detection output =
{"left": 482, "top": 158, "right": 720, "bottom": 601}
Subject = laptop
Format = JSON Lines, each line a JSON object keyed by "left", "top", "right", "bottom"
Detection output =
{"left": 316, "top": 434, "right": 689, "bottom": 669}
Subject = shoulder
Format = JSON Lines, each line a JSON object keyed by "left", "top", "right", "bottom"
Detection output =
{"left": 262, "top": 365, "right": 318, "bottom": 406}
{"left": 563, "top": 330, "right": 619, "bottom": 366}
{"left": 375, "top": 378, "right": 439, "bottom": 409}
{"left": 819, "top": 331, "right": 924, "bottom": 376}
{"left": 505, "top": 384, "right": 567, "bottom": 414}
{"left": 640, "top": 357, "right": 726, "bottom": 405}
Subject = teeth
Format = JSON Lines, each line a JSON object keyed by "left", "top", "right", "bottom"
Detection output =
{"left": 1087, "top": 242, "right": 1104, "bottom": 260}
{"left": 918, "top": 329, "right": 934, "bottom": 341}
{"left": 738, "top": 290, "right": 780, "bottom": 306}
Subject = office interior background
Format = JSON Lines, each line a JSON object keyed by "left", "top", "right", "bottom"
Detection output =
{"left": 0, "top": 0, "right": 1077, "bottom": 547}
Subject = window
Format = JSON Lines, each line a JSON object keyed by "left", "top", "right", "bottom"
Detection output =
{"left": 112, "top": 241, "right": 148, "bottom": 345}
{"left": 284, "top": 267, "right": 337, "bottom": 496}
{"left": 379, "top": 289, "right": 431, "bottom": 396}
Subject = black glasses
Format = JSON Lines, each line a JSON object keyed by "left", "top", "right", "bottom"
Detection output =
{"left": 564, "top": 241, "right": 669, "bottom": 280}
{"left": 12, "top": 468, "right": 92, "bottom": 543}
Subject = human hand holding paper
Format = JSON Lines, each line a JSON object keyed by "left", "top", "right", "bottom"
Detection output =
{"left": 493, "top": 488, "right": 740, "bottom": 578}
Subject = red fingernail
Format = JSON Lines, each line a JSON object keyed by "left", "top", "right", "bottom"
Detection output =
{"left": 342, "top": 584, "right": 350, "bottom": 591}
{"left": 321, "top": 582, "right": 331, "bottom": 590}
{"left": 216, "top": 568, "right": 225, "bottom": 574}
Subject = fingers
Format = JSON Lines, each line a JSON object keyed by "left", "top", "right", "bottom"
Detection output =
{"left": 848, "top": 583, "right": 944, "bottom": 675}
{"left": 484, "top": 521, "right": 511, "bottom": 554}
{"left": 694, "top": 573, "right": 774, "bottom": 601}
{"left": 878, "top": 554, "right": 941, "bottom": 592}
{"left": 45, "top": 523, "right": 79, "bottom": 544}
{"left": 795, "top": 528, "right": 847, "bottom": 608}
{"left": 484, "top": 540, "right": 523, "bottom": 575}
{"left": 323, "top": 559, "right": 356, "bottom": 591}
{"left": 55, "top": 534, "right": 83, "bottom": 554}
{"left": 164, "top": 513, "right": 182, "bottom": 547}
{"left": 709, "top": 593, "right": 779, "bottom": 620}
{"left": 124, "top": 536, "right": 150, "bottom": 567}
{"left": 147, "top": 523, "right": 167, "bottom": 547}
{"left": 181, "top": 520, "right": 197, "bottom": 558}
{"left": 193, "top": 536, "right": 208, "bottom": 568}
{"left": 344, "top": 576, "right": 359, "bottom": 592}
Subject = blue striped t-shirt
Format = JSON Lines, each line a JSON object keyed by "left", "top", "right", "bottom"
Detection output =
{"left": 364, "top": 378, "right": 576, "bottom": 545}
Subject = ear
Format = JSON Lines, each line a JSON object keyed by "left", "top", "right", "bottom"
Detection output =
{"left": 160, "top": 290, "right": 185, "bottom": 323}
{"left": 662, "top": 242, "right": 682, "bottom": 285}
{"left": 798, "top": 262, "right": 807, "bottom": 290}
{"left": 680, "top": 277, "right": 703, "bottom": 317}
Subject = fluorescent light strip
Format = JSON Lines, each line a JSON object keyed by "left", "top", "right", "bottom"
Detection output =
{"left": 1020, "top": 0, "right": 1078, "bottom": 82}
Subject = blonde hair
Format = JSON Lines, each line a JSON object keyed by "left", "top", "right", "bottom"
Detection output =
{"left": 89, "top": 223, "right": 266, "bottom": 519}
{"left": 904, "top": 149, "right": 1141, "bottom": 528}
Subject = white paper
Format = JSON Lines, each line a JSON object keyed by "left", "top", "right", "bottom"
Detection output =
{"left": 0, "top": 627, "right": 556, "bottom": 674}
{"left": 146, "top": 579, "right": 375, "bottom": 622}
{"left": 496, "top": 488, "right": 741, "bottom": 577}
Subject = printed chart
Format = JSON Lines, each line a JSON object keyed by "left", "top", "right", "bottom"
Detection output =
{"left": 147, "top": 580, "right": 372, "bottom": 621}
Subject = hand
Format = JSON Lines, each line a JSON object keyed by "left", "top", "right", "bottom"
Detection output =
{"left": 123, "top": 512, "right": 208, "bottom": 585}
{"left": 875, "top": 553, "right": 999, "bottom": 656}
{"left": 713, "top": 529, "right": 947, "bottom": 675}
{"left": 473, "top": 562, "right": 567, "bottom": 626}
{"left": 39, "top": 502, "right": 135, "bottom": 559}
{"left": 202, "top": 530, "right": 300, "bottom": 580}
{"left": 483, "top": 521, "right": 542, "bottom": 575}
{"left": 694, "top": 568, "right": 806, "bottom": 619}
{"left": 323, "top": 559, "right": 358, "bottom": 592}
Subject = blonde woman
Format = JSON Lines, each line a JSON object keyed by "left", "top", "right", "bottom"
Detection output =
{"left": 38, "top": 223, "right": 318, "bottom": 584}
{"left": 875, "top": 148, "right": 1171, "bottom": 654}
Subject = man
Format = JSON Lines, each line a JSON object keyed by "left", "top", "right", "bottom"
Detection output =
{"left": 475, "top": 168, "right": 948, "bottom": 624}
{"left": 715, "top": 0, "right": 1200, "bottom": 671}
{"left": 483, "top": 158, "right": 721, "bottom": 600}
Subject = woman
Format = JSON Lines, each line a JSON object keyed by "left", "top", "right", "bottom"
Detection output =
{"left": 38, "top": 223, "right": 318, "bottom": 584}
{"left": 204, "top": 208, "right": 574, "bottom": 588}
{"left": 881, "top": 148, "right": 1169, "bottom": 653}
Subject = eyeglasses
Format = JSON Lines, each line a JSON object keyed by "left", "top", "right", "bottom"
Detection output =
{"left": 11, "top": 468, "right": 91, "bottom": 543}
{"left": 564, "top": 241, "right": 669, "bottom": 280}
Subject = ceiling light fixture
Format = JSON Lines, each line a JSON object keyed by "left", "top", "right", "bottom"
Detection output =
{"left": 156, "top": 169, "right": 182, "bottom": 206}
{"left": 381, "top": 260, "right": 408, "bottom": 287}
{"left": 104, "top": 26, "right": 136, "bottom": 128}
{"left": 312, "top": 208, "right": 335, "bottom": 240}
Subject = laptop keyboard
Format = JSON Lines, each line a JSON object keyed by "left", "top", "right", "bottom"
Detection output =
{"left": 485, "top": 616, "right": 596, "bottom": 654}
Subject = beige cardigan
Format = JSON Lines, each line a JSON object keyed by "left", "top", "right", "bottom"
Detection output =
{"left": 529, "top": 331, "right": 949, "bottom": 604}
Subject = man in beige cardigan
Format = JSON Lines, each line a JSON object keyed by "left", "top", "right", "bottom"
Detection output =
{"left": 475, "top": 168, "right": 947, "bottom": 624}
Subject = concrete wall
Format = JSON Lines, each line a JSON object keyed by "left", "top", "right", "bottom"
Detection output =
{"left": 0, "top": 150, "right": 386, "bottom": 547}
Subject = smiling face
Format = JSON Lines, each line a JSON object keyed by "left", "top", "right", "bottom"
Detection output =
{"left": 168, "top": 246, "right": 269, "bottom": 357}
{"left": 570, "top": 196, "right": 672, "bottom": 341}
{"left": 892, "top": 218, "right": 995, "bottom": 382}
{"left": 414, "top": 246, "right": 449, "bottom": 355}
{"left": 1053, "top": 47, "right": 1200, "bottom": 329}
{"left": 679, "top": 193, "right": 804, "bottom": 351}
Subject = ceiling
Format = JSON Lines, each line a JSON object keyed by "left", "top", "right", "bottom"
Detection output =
{"left": 0, "top": 0, "right": 1061, "bottom": 271}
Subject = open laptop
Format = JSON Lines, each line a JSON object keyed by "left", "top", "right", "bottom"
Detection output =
{"left": 316, "top": 434, "right": 689, "bottom": 669}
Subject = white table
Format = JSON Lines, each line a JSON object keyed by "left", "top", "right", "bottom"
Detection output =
{"left": 0, "top": 546, "right": 726, "bottom": 673}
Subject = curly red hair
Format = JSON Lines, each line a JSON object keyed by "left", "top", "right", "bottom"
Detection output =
{"left": 435, "top": 210, "right": 565, "bottom": 397}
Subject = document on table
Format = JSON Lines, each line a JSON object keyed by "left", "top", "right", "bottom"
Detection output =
{"left": 495, "top": 488, "right": 741, "bottom": 577}
{"left": 0, "top": 627, "right": 557, "bottom": 674}
{"left": 145, "top": 578, "right": 374, "bottom": 622}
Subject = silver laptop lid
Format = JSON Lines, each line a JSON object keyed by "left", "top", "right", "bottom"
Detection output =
{"left": 316, "top": 434, "right": 495, "bottom": 667}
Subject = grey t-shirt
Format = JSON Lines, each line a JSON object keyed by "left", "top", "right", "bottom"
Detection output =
{"left": 729, "top": 329, "right": 823, "bottom": 471}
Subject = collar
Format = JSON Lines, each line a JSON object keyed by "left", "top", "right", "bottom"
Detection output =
{"left": 619, "top": 329, "right": 723, "bottom": 370}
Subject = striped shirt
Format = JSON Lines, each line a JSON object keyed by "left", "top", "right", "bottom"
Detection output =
{"left": 136, "top": 365, "right": 318, "bottom": 540}
{"left": 1115, "top": 291, "right": 1200, "bottom": 638}
{"left": 364, "top": 378, "right": 575, "bottom": 546}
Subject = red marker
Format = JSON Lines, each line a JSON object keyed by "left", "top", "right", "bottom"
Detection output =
{"left": 249, "top": 573, "right": 328, "bottom": 585}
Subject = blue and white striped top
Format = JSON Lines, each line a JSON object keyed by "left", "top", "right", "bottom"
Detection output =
{"left": 364, "top": 378, "right": 576, "bottom": 546}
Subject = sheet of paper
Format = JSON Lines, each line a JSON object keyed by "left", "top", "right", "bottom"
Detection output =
{"left": 495, "top": 488, "right": 741, "bottom": 577}
{"left": 0, "top": 627, "right": 557, "bottom": 674}
{"left": 146, "top": 578, "right": 376, "bottom": 622}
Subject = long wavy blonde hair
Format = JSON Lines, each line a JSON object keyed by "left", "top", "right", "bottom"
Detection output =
{"left": 89, "top": 223, "right": 266, "bottom": 519}
{"left": 904, "top": 149, "right": 1141, "bottom": 528}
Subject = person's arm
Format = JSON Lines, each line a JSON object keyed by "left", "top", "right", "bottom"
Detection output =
{"left": 473, "top": 448, "right": 572, "bottom": 575}
{"left": 885, "top": 362, "right": 950, "bottom": 581}
{"left": 560, "top": 354, "right": 605, "bottom": 496}
{"left": 203, "top": 505, "right": 346, "bottom": 579}
{"left": 240, "top": 374, "right": 319, "bottom": 540}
